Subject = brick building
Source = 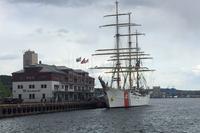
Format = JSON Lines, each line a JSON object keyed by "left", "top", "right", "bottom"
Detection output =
{"left": 12, "top": 51, "right": 95, "bottom": 102}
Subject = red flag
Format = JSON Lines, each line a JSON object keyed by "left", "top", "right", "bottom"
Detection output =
{"left": 81, "top": 58, "right": 89, "bottom": 64}
{"left": 81, "top": 58, "right": 86, "bottom": 64}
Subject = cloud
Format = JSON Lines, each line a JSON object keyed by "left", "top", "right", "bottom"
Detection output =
{"left": 35, "top": 28, "right": 44, "bottom": 34}
{"left": 8, "top": 0, "right": 97, "bottom": 7}
{"left": 124, "top": 0, "right": 200, "bottom": 29}
{"left": 57, "top": 28, "right": 69, "bottom": 37}
{"left": 0, "top": 54, "right": 19, "bottom": 60}
{"left": 33, "top": 27, "right": 69, "bottom": 37}
{"left": 57, "top": 28, "right": 68, "bottom": 34}
{"left": 121, "top": 0, "right": 155, "bottom": 7}
{"left": 192, "top": 65, "right": 200, "bottom": 75}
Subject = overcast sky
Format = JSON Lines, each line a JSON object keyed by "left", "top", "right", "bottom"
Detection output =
{"left": 0, "top": 0, "right": 200, "bottom": 90}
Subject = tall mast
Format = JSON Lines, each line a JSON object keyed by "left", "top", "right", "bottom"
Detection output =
{"left": 136, "top": 30, "right": 140, "bottom": 89}
{"left": 115, "top": 1, "right": 120, "bottom": 89}
{"left": 128, "top": 13, "right": 132, "bottom": 89}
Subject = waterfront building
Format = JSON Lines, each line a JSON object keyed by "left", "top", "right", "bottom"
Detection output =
{"left": 12, "top": 51, "right": 95, "bottom": 102}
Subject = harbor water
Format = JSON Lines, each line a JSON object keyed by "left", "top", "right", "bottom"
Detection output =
{"left": 0, "top": 98, "right": 200, "bottom": 133}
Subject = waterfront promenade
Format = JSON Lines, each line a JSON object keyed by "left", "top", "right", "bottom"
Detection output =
{"left": 0, "top": 101, "right": 100, "bottom": 118}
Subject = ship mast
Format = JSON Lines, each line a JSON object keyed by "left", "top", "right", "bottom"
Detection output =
{"left": 115, "top": 1, "right": 120, "bottom": 89}
{"left": 96, "top": 1, "right": 131, "bottom": 89}
{"left": 128, "top": 13, "right": 132, "bottom": 89}
{"left": 135, "top": 30, "right": 140, "bottom": 90}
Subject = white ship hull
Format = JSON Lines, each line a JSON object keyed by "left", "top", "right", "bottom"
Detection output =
{"left": 105, "top": 88, "right": 150, "bottom": 108}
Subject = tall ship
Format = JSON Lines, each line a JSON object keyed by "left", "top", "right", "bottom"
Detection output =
{"left": 92, "top": 1, "right": 155, "bottom": 108}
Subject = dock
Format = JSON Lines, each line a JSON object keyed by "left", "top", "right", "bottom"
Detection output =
{"left": 0, "top": 101, "right": 102, "bottom": 119}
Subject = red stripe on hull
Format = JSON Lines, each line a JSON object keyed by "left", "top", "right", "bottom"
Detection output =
{"left": 124, "top": 91, "right": 129, "bottom": 107}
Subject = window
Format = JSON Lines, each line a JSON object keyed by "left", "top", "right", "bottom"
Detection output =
{"left": 65, "top": 94, "right": 68, "bottom": 100}
{"left": 26, "top": 76, "right": 35, "bottom": 80}
{"left": 18, "top": 94, "right": 22, "bottom": 99}
{"left": 70, "top": 85, "right": 73, "bottom": 89}
{"left": 74, "top": 78, "right": 78, "bottom": 83}
{"left": 65, "top": 77, "right": 68, "bottom": 82}
{"left": 74, "top": 86, "right": 77, "bottom": 91}
{"left": 41, "top": 84, "right": 47, "bottom": 88}
{"left": 65, "top": 85, "right": 68, "bottom": 91}
{"left": 29, "top": 94, "right": 35, "bottom": 99}
{"left": 54, "top": 85, "right": 59, "bottom": 91}
{"left": 65, "top": 85, "right": 68, "bottom": 89}
{"left": 78, "top": 86, "right": 81, "bottom": 91}
{"left": 74, "top": 95, "right": 77, "bottom": 100}
{"left": 29, "top": 85, "right": 35, "bottom": 89}
{"left": 17, "top": 85, "right": 23, "bottom": 89}
{"left": 69, "top": 93, "right": 73, "bottom": 99}
{"left": 42, "top": 93, "right": 46, "bottom": 98}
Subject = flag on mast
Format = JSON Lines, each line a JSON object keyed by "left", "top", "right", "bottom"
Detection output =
{"left": 81, "top": 58, "right": 89, "bottom": 64}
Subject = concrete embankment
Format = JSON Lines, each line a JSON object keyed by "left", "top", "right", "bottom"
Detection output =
{"left": 0, "top": 101, "right": 102, "bottom": 119}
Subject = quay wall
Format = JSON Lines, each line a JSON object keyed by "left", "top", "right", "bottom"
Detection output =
{"left": 0, "top": 101, "right": 99, "bottom": 119}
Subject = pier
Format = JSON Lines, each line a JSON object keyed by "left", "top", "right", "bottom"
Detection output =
{"left": 0, "top": 101, "right": 102, "bottom": 119}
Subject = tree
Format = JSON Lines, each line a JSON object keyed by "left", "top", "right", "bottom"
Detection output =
{"left": 0, "top": 81, "right": 11, "bottom": 98}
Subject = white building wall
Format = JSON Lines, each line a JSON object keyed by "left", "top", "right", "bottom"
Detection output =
{"left": 13, "top": 81, "right": 60, "bottom": 102}
{"left": 13, "top": 81, "right": 94, "bottom": 102}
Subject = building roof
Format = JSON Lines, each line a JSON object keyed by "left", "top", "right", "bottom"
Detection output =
{"left": 38, "top": 64, "right": 66, "bottom": 74}
{"left": 13, "top": 64, "right": 65, "bottom": 75}
{"left": 12, "top": 64, "right": 88, "bottom": 75}
{"left": 56, "top": 66, "right": 72, "bottom": 71}
{"left": 13, "top": 69, "right": 24, "bottom": 74}
{"left": 74, "top": 69, "right": 88, "bottom": 74}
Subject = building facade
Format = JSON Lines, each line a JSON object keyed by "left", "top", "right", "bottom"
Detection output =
{"left": 12, "top": 64, "right": 95, "bottom": 103}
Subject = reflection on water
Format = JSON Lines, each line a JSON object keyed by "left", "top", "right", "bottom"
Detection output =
{"left": 0, "top": 98, "right": 200, "bottom": 133}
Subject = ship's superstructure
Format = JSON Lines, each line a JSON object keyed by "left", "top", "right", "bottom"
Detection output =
{"left": 92, "top": 1, "right": 155, "bottom": 108}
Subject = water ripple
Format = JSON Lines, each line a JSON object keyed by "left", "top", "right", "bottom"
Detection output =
{"left": 0, "top": 98, "right": 200, "bottom": 133}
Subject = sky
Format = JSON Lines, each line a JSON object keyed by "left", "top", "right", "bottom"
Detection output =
{"left": 0, "top": 0, "right": 200, "bottom": 90}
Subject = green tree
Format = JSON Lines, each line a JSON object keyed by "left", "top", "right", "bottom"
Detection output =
{"left": 0, "top": 81, "right": 11, "bottom": 98}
